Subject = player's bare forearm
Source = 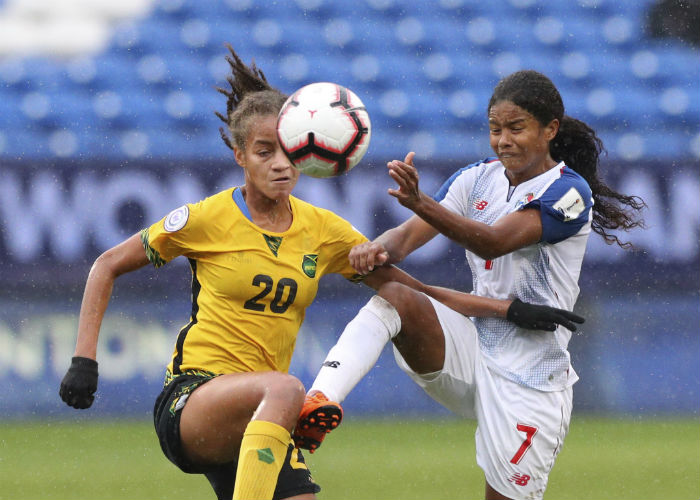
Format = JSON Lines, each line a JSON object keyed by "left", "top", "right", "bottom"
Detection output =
{"left": 387, "top": 158, "right": 541, "bottom": 260}
{"left": 408, "top": 197, "right": 542, "bottom": 260}
{"left": 407, "top": 196, "right": 499, "bottom": 259}
{"left": 373, "top": 216, "right": 438, "bottom": 264}
{"left": 362, "top": 264, "right": 429, "bottom": 295}
{"left": 74, "top": 234, "right": 150, "bottom": 359}
{"left": 423, "top": 284, "right": 510, "bottom": 318}
{"left": 74, "top": 258, "right": 117, "bottom": 359}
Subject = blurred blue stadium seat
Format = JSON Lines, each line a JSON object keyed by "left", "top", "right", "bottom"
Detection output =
{"left": 0, "top": 0, "right": 696, "bottom": 162}
{"left": 91, "top": 54, "right": 142, "bottom": 90}
{"left": 0, "top": 90, "right": 26, "bottom": 129}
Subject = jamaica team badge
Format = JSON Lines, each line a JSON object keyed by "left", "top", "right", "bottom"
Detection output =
{"left": 302, "top": 254, "right": 318, "bottom": 278}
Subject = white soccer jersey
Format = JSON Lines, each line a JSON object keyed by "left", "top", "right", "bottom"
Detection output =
{"left": 434, "top": 158, "right": 593, "bottom": 391}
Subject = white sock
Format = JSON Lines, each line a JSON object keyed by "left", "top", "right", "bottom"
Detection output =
{"left": 310, "top": 295, "right": 401, "bottom": 403}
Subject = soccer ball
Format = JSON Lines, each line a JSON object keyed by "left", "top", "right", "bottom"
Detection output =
{"left": 277, "top": 82, "right": 371, "bottom": 178}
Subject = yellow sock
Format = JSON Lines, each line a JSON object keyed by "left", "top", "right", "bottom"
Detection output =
{"left": 232, "top": 420, "right": 292, "bottom": 500}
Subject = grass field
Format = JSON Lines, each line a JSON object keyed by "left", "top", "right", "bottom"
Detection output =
{"left": 1, "top": 416, "right": 698, "bottom": 500}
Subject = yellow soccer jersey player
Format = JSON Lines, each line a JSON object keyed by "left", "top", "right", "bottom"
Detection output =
{"left": 141, "top": 186, "right": 366, "bottom": 376}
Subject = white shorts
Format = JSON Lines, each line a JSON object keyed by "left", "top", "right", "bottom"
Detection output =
{"left": 393, "top": 296, "right": 572, "bottom": 500}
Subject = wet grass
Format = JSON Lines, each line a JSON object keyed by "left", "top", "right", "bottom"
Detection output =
{"left": 1, "top": 416, "right": 697, "bottom": 499}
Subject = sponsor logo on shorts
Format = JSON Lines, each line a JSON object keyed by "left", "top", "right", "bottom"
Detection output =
{"left": 174, "top": 393, "right": 189, "bottom": 411}
{"left": 509, "top": 472, "right": 531, "bottom": 486}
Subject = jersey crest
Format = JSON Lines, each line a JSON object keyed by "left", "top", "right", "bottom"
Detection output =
{"left": 302, "top": 254, "right": 318, "bottom": 278}
{"left": 515, "top": 192, "right": 535, "bottom": 211}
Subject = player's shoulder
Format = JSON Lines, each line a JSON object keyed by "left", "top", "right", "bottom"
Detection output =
{"left": 547, "top": 165, "right": 593, "bottom": 200}
{"left": 434, "top": 157, "right": 500, "bottom": 201}
{"left": 536, "top": 165, "right": 593, "bottom": 222}
{"left": 163, "top": 187, "right": 235, "bottom": 232}
{"left": 291, "top": 195, "right": 365, "bottom": 238}
{"left": 184, "top": 187, "right": 236, "bottom": 218}
{"left": 457, "top": 156, "right": 500, "bottom": 175}
{"left": 291, "top": 194, "right": 344, "bottom": 222}
{"left": 198, "top": 187, "right": 236, "bottom": 210}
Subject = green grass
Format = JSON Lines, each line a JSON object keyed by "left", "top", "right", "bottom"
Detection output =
{"left": 1, "top": 416, "right": 698, "bottom": 500}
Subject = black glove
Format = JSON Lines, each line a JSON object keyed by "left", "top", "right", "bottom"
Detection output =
{"left": 507, "top": 299, "right": 585, "bottom": 332}
{"left": 59, "top": 356, "right": 99, "bottom": 409}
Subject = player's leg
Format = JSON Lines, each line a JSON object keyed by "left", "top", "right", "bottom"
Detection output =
{"left": 485, "top": 482, "right": 512, "bottom": 500}
{"left": 391, "top": 292, "right": 480, "bottom": 418}
{"left": 298, "top": 282, "right": 449, "bottom": 451}
{"left": 296, "top": 293, "right": 400, "bottom": 451}
{"left": 309, "top": 282, "right": 446, "bottom": 401}
{"left": 202, "top": 443, "right": 318, "bottom": 500}
{"left": 474, "top": 360, "right": 573, "bottom": 500}
{"left": 380, "top": 281, "right": 446, "bottom": 374}
{"left": 179, "top": 371, "right": 306, "bottom": 500}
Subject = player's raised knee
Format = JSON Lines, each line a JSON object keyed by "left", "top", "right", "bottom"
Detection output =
{"left": 266, "top": 373, "right": 306, "bottom": 411}
{"left": 377, "top": 281, "right": 407, "bottom": 304}
{"left": 377, "top": 281, "right": 419, "bottom": 318}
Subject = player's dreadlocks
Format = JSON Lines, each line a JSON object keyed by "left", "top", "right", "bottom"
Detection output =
{"left": 215, "top": 44, "right": 288, "bottom": 152}
{"left": 488, "top": 70, "right": 646, "bottom": 249}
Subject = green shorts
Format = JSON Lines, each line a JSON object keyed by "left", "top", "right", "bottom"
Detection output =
{"left": 153, "top": 371, "right": 321, "bottom": 500}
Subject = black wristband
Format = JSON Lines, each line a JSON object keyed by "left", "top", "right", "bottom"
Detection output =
{"left": 70, "top": 356, "right": 98, "bottom": 371}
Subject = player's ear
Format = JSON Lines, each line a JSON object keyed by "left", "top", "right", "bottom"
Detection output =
{"left": 544, "top": 119, "right": 559, "bottom": 142}
{"left": 233, "top": 146, "right": 246, "bottom": 168}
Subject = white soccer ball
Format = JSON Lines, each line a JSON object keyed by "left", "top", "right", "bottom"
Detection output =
{"left": 277, "top": 82, "right": 371, "bottom": 178}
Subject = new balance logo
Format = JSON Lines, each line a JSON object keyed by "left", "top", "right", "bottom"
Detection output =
{"left": 509, "top": 473, "right": 530, "bottom": 486}
{"left": 323, "top": 361, "right": 340, "bottom": 368}
{"left": 473, "top": 199, "right": 488, "bottom": 210}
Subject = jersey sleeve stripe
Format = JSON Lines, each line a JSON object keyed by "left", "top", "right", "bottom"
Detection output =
{"left": 140, "top": 228, "right": 167, "bottom": 268}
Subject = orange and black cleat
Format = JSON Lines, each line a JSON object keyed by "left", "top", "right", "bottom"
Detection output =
{"left": 293, "top": 392, "right": 343, "bottom": 453}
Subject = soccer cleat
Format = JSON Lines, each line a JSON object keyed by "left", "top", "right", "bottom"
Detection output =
{"left": 293, "top": 392, "right": 343, "bottom": 453}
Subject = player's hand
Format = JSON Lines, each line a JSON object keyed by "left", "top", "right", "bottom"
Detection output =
{"left": 387, "top": 152, "right": 424, "bottom": 209}
{"left": 59, "top": 356, "right": 99, "bottom": 409}
{"left": 349, "top": 241, "right": 389, "bottom": 275}
{"left": 506, "top": 299, "right": 584, "bottom": 332}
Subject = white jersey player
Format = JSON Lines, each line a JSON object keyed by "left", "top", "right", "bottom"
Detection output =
{"left": 294, "top": 70, "right": 645, "bottom": 500}
{"left": 439, "top": 156, "right": 592, "bottom": 392}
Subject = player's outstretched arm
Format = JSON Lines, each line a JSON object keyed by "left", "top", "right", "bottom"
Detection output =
{"left": 60, "top": 233, "right": 149, "bottom": 409}
{"left": 424, "top": 285, "right": 584, "bottom": 332}
{"left": 350, "top": 216, "right": 438, "bottom": 275}
{"left": 387, "top": 152, "right": 544, "bottom": 261}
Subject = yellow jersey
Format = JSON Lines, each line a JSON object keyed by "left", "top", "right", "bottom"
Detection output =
{"left": 140, "top": 187, "right": 366, "bottom": 375}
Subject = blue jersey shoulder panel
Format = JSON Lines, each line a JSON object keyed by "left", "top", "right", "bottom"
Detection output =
{"left": 525, "top": 167, "right": 593, "bottom": 244}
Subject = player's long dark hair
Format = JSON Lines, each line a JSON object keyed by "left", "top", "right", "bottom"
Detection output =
{"left": 488, "top": 70, "right": 645, "bottom": 249}
{"left": 215, "top": 44, "right": 288, "bottom": 151}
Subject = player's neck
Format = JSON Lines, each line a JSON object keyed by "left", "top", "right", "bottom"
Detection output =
{"left": 506, "top": 157, "right": 558, "bottom": 186}
{"left": 242, "top": 188, "right": 293, "bottom": 232}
